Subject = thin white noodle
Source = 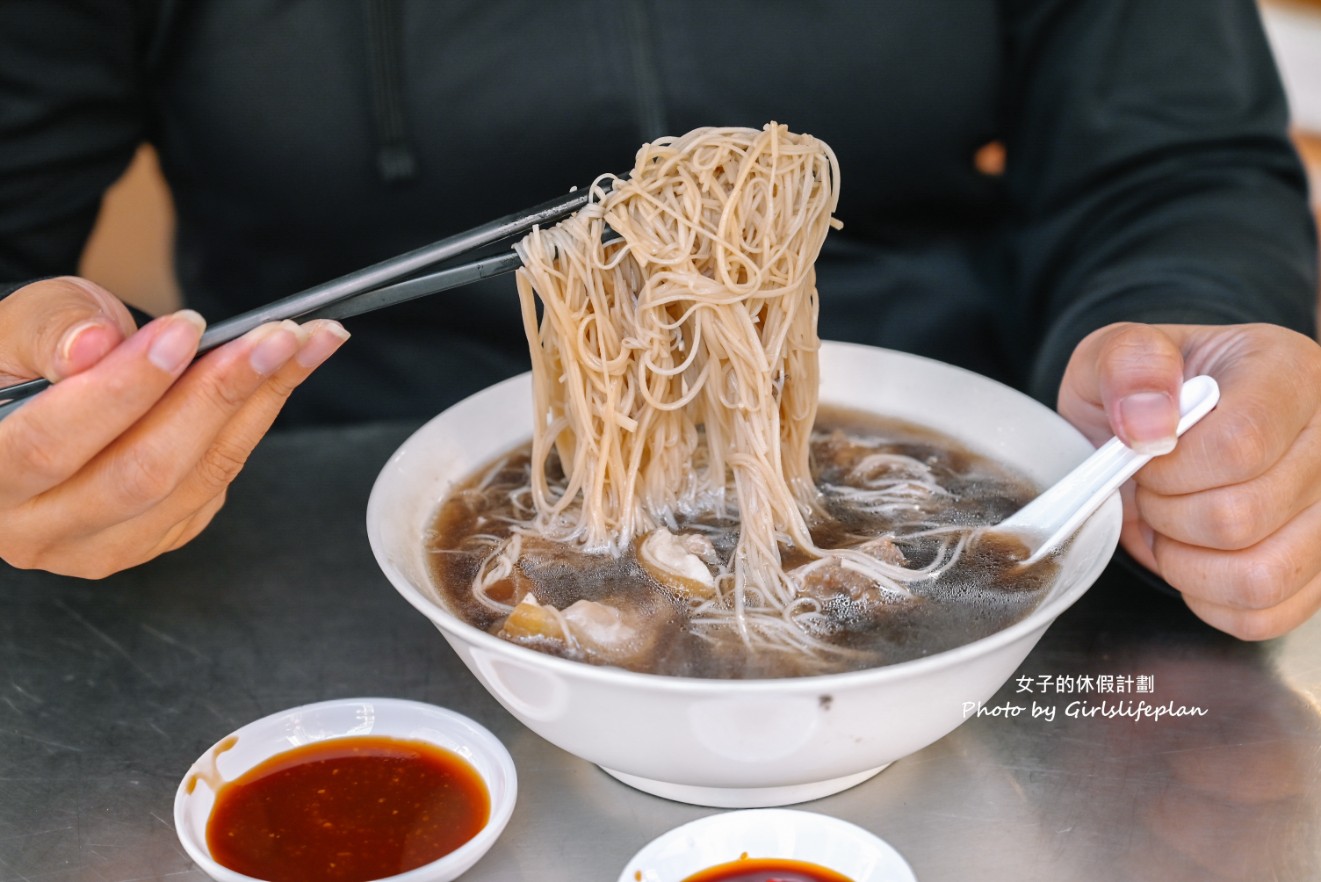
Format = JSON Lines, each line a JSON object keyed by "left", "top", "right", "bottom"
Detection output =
{"left": 467, "top": 124, "right": 971, "bottom": 657}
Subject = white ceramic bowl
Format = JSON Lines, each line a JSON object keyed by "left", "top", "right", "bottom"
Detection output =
{"left": 618, "top": 809, "right": 916, "bottom": 882}
{"left": 368, "top": 342, "right": 1121, "bottom": 807}
{"left": 174, "top": 697, "right": 517, "bottom": 882}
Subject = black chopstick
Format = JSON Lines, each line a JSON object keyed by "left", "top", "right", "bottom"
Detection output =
{"left": 302, "top": 249, "right": 523, "bottom": 323}
{"left": 301, "top": 227, "right": 620, "bottom": 324}
{"left": 0, "top": 186, "right": 599, "bottom": 418}
{"left": 195, "top": 186, "right": 593, "bottom": 349}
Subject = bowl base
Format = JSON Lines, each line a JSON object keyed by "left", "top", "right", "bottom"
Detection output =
{"left": 598, "top": 763, "right": 890, "bottom": 808}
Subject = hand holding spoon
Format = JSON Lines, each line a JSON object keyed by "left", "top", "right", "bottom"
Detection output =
{"left": 989, "top": 375, "right": 1221, "bottom": 565}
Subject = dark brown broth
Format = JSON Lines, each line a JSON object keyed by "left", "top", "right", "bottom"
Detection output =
{"left": 425, "top": 406, "right": 1055, "bottom": 678}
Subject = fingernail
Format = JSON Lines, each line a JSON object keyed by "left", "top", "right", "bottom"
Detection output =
{"left": 296, "top": 321, "right": 351, "bottom": 368}
{"left": 248, "top": 321, "right": 304, "bottom": 375}
{"left": 1119, "top": 392, "right": 1178, "bottom": 455}
{"left": 148, "top": 310, "right": 206, "bottom": 372}
{"left": 58, "top": 320, "right": 115, "bottom": 375}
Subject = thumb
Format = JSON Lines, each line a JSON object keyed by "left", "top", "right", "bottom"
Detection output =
{"left": 1062, "top": 322, "right": 1184, "bottom": 454}
{"left": 0, "top": 277, "right": 137, "bottom": 383}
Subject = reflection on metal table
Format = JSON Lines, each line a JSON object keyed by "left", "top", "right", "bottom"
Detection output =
{"left": 2, "top": 421, "right": 1318, "bottom": 881}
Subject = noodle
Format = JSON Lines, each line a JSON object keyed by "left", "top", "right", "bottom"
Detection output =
{"left": 499, "top": 123, "right": 958, "bottom": 656}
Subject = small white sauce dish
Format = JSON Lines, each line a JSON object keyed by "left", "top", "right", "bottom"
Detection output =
{"left": 173, "top": 696, "right": 517, "bottom": 882}
{"left": 618, "top": 809, "right": 917, "bottom": 882}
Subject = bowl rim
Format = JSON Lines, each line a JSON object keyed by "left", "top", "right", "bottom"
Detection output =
{"left": 172, "top": 696, "right": 518, "bottom": 882}
{"left": 368, "top": 342, "right": 1120, "bottom": 693}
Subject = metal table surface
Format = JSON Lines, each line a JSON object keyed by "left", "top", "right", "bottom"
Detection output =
{"left": 2, "top": 420, "right": 1319, "bottom": 882}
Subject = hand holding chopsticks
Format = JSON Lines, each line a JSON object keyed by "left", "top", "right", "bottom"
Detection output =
{"left": 0, "top": 290, "right": 344, "bottom": 578}
{"left": 0, "top": 182, "right": 607, "bottom": 578}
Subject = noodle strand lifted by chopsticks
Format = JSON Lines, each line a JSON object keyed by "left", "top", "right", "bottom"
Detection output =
{"left": 510, "top": 124, "right": 928, "bottom": 651}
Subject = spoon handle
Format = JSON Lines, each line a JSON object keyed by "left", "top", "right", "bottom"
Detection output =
{"left": 1001, "top": 375, "right": 1221, "bottom": 565}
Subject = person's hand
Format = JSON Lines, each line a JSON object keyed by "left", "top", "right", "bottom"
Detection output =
{"left": 1057, "top": 322, "right": 1321, "bottom": 640}
{"left": 0, "top": 276, "right": 349, "bottom": 578}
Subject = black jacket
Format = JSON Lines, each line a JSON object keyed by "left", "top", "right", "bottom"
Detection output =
{"left": 1, "top": 0, "right": 1315, "bottom": 424}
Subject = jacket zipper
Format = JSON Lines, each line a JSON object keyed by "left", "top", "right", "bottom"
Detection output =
{"left": 364, "top": 0, "right": 418, "bottom": 183}
{"left": 622, "top": 0, "right": 669, "bottom": 141}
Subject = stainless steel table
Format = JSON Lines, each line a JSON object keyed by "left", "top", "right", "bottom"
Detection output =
{"left": 3, "top": 421, "right": 1319, "bottom": 881}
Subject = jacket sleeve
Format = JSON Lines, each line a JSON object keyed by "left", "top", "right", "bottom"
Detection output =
{"left": 1000, "top": 0, "right": 1318, "bottom": 403}
{"left": 0, "top": 0, "right": 155, "bottom": 294}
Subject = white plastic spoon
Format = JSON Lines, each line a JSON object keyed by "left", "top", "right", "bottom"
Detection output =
{"left": 989, "top": 375, "right": 1221, "bottom": 565}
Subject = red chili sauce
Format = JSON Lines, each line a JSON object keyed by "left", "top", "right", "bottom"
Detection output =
{"left": 681, "top": 856, "right": 856, "bottom": 882}
{"left": 206, "top": 735, "right": 489, "bottom": 882}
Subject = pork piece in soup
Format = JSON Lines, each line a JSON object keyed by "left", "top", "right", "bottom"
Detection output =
{"left": 425, "top": 406, "right": 1056, "bottom": 679}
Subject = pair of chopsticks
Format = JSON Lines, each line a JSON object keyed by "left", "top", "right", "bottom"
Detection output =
{"left": 0, "top": 186, "right": 604, "bottom": 418}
